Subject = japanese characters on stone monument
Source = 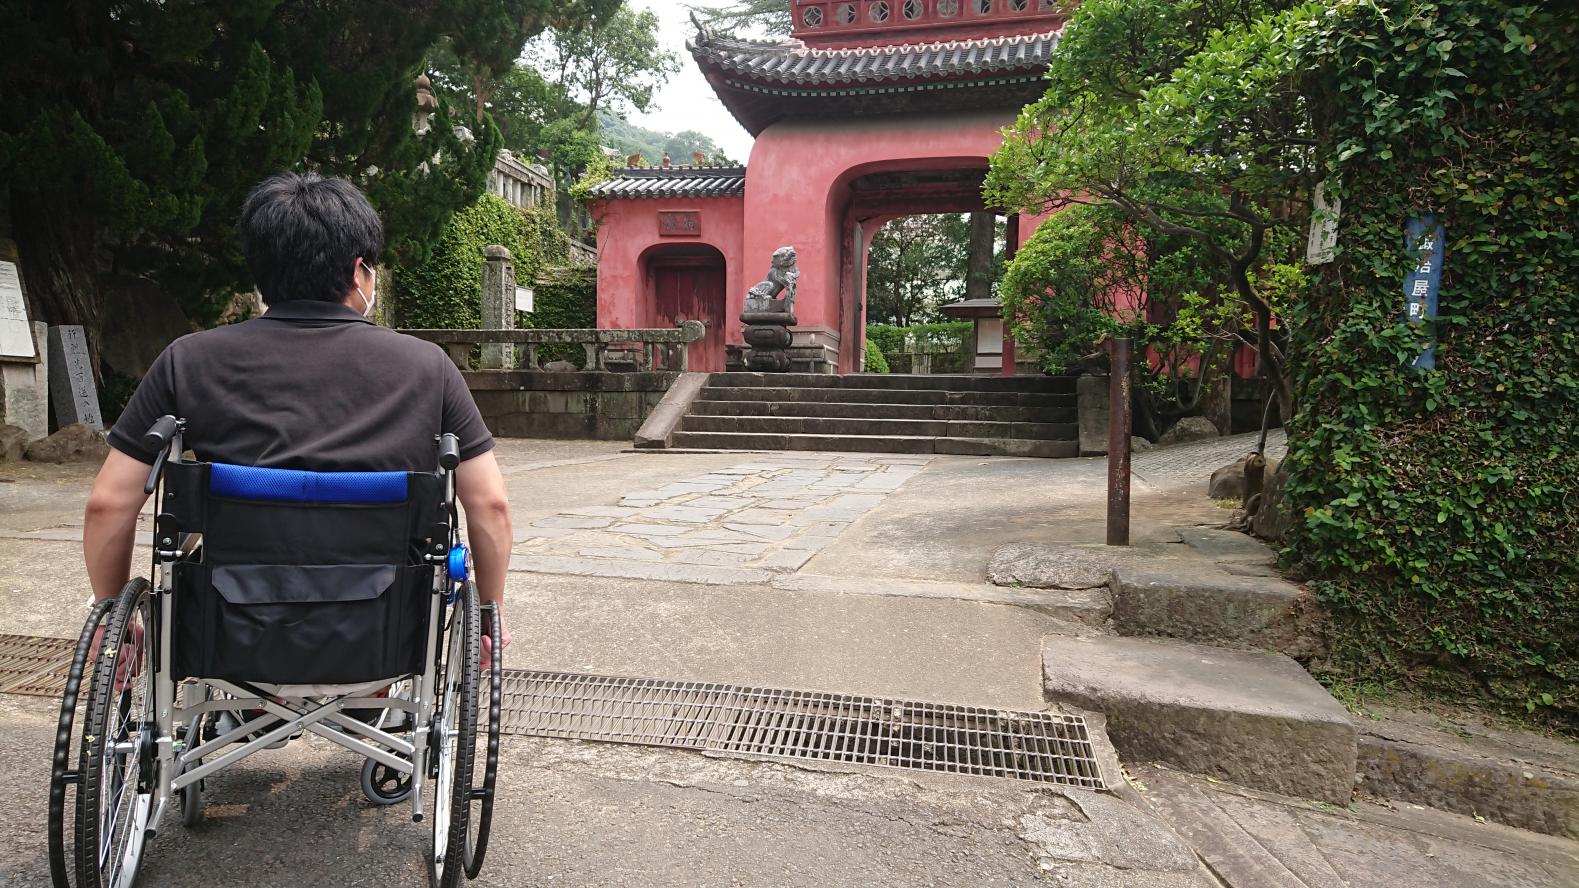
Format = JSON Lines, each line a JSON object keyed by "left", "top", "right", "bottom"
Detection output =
{"left": 0, "top": 245, "right": 50, "bottom": 441}
{"left": 47, "top": 325, "right": 103, "bottom": 429}
{"left": 0, "top": 259, "right": 35, "bottom": 359}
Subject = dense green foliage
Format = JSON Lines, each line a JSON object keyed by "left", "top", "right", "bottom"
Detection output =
{"left": 1285, "top": 1, "right": 1578, "bottom": 723}
{"left": 1001, "top": 202, "right": 1280, "bottom": 430}
{"left": 987, "top": 0, "right": 1314, "bottom": 418}
{"left": 866, "top": 215, "right": 977, "bottom": 326}
{"left": 393, "top": 194, "right": 573, "bottom": 330}
{"left": 866, "top": 322, "right": 973, "bottom": 374}
{"left": 863, "top": 340, "right": 890, "bottom": 374}
{"left": 431, "top": 6, "right": 673, "bottom": 173}
{"left": 695, "top": 0, "right": 791, "bottom": 34}
{"left": 0, "top": 0, "right": 610, "bottom": 367}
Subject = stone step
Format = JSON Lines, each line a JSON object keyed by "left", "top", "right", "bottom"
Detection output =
{"left": 679, "top": 414, "right": 1078, "bottom": 441}
{"left": 669, "top": 431, "right": 1079, "bottom": 458}
{"left": 700, "top": 385, "right": 1075, "bottom": 408}
{"left": 689, "top": 399, "right": 1077, "bottom": 424}
{"left": 708, "top": 372, "right": 1078, "bottom": 394}
{"left": 1110, "top": 567, "right": 1318, "bottom": 656}
{"left": 1042, "top": 634, "right": 1357, "bottom": 803}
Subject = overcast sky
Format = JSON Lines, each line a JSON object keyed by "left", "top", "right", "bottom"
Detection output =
{"left": 625, "top": 1, "right": 760, "bottom": 164}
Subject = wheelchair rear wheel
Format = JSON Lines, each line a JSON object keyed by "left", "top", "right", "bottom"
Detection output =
{"left": 462, "top": 603, "right": 504, "bottom": 879}
{"left": 75, "top": 579, "right": 159, "bottom": 888}
{"left": 429, "top": 580, "right": 479, "bottom": 888}
{"left": 48, "top": 596, "right": 115, "bottom": 888}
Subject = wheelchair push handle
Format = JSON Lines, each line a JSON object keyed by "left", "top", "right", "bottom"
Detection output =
{"left": 143, "top": 415, "right": 181, "bottom": 495}
{"left": 437, "top": 433, "right": 461, "bottom": 471}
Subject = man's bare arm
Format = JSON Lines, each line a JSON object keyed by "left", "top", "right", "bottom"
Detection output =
{"left": 84, "top": 450, "right": 153, "bottom": 602}
{"left": 455, "top": 449, "right": 513, "bottom": 609}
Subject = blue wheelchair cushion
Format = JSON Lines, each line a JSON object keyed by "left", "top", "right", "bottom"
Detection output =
{"left": 210, "top": 463, "right": 408, "bottom": 505}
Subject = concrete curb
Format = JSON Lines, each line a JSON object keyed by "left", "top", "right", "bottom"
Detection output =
{"left": 1358, "top": 731, "right": 1579, "bottom": 840}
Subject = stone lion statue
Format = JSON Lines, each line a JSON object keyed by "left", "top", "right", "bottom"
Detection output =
{"left": 744, "top": 246, "right": 799, "bottom": 313}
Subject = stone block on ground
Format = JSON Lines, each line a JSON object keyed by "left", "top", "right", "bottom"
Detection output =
{"left": 1132, "top": 436, "right": 1155, "bottom": 453}
{"left": 1207, "top": 455, "right": 1281, "bottom": 500}
{"left": 1355, "top": 704, "right": 1579, "bottom": 839}
{"left": 1250, "top": 463, "right": 1294, "bottom": 541}
{"left": 1176, "top": 528, "right": 1277, "bottom": 565}
{"left": 25, "top": 422, "right": 109, "bottom": 463}
{"left": 1110, "top": 566, "right": 1318, "bottom": 656}
{"left": 1076, "top": 373, "right": 1109, "bottom": 454}
{"left": 988, "top": 542, "right": 1128, "bottom": 590}
{"left": 1042, "top": 634, "right": 1356, "bottom": 803}
{"left": 0, "top": 423, "right": 27, "bottom": 461}
{"left": 1158, "top": 416, "right": 1221, "bottom": 446}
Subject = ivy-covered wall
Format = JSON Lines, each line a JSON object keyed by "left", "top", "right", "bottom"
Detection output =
{"left": 1287, "top": 1, "right": 1577, "bottom": 724}
{"left": 392, "top": 193, "right": 591, "bottom": 332}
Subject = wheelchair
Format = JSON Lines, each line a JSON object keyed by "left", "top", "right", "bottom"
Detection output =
{"left": 46, "top": 416, "right": 503, "bottom": 888}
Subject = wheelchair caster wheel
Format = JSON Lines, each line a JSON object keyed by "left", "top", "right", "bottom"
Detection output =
{"left": 361, "top": 757, "right": 412, "bottom": 805}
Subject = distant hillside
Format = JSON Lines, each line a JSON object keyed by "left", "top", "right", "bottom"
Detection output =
{"left": 598, "top": 112, "right": 738, "bottom": 167}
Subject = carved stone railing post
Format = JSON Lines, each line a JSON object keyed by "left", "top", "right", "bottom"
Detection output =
{"left": 445, "top": 343, "right": 472, "bottom": 370}
{"left": 479, "top": 245, "right": 515, "bottom": 369}
{"left": 523, "top": 344, "right": 540, "bottom": 371}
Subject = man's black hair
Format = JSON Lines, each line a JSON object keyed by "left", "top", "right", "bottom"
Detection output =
{"left": 239, "top": 171, "right": 384, "bottom": 304}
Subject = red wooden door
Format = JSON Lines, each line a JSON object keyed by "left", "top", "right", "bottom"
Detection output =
{"left": 653, "top": 261, "right": 726, "bottom": 372}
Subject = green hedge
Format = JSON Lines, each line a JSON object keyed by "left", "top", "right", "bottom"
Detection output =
{"left": 866, "top": 322, "right": 972, "bottom": 373}
{"left": 1287, "top": 1, "right": 1578, "bottom": 724}
{"left": 863, "top": 339, "right": 890, "bottom": 373}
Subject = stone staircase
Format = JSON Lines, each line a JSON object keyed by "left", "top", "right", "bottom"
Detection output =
{"left": 669, "top": 372, "right": 1081, "bottom": 457}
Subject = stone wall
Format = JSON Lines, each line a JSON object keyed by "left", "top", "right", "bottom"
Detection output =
{"left": 465, "top": 370, "right": 678, "bottom": 440}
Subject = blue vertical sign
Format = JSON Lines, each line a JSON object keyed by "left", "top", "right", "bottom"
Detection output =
{"left": 1403, "top": 215, "right": 1444, "bottom": 370}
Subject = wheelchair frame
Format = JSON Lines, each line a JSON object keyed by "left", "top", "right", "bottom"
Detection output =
{"left": 47, "top": 416, "right": 503, "bottom": 888}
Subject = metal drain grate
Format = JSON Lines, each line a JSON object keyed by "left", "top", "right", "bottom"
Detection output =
{"left": 502, "top": 670, "right": 1106, "bottom": 789}
{"left": 0, "top": 634, "right": 77, "bottom": 696}
{"left": 0, "top": 634, "right": 1105, "bottom": 790}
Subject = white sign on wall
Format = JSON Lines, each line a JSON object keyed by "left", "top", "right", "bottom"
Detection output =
{"left": 0, "top": 260, "right": 36, "bottom": 360}
{"left": 514, "top": 285, "right": 534, "bottom": 313}
{"left": 1306, "top": 179, "right": 1341, "bottom": 265}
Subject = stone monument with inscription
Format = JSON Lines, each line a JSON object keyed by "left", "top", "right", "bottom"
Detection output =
{"left": 739, "top": 246, "right": 799, "bottom": 373}
{"left": 48, "top": 325, "right": 102, "bottom": 430}
{"left": 0, "top": 245, "right": 49, "bottom": 441}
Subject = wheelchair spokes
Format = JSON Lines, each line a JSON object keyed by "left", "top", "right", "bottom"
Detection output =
{"left": 428, "top": 580, "right": 479, "bottom": 888}
{"left": 75, "top": 579, "right": 158, "bottom": 888}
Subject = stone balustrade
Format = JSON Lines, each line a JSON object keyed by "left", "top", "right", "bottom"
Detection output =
{"left": 402, "top": 321, "right": 706, "bottom": 373}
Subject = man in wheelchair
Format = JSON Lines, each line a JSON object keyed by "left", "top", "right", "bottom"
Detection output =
{"left": 48, "top": 172, "right": 513, "bottom": 888}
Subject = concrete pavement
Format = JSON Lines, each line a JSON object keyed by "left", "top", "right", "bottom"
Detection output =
{"left": 2, "top": 431, "right": 1574, "bottom": 887}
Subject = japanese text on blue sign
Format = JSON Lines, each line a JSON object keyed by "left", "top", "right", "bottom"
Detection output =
{"left": 1403, "top": 215, "right": 1444, "bottom": 370}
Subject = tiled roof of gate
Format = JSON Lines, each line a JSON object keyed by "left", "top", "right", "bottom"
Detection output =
{"left": 585, "top": 166, "right": 747, "bottom": 200}
{"left": 688, "top": 29, "right": 1061, "bottom": 86}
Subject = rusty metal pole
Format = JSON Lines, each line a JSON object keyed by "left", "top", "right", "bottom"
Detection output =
{"left": 1106, "top": 337, "right": 1133, "bottom": 546}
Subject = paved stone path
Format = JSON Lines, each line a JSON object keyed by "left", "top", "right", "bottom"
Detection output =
{"left": 513, "top": 453, "right": 932, "bottom": 580}
{"left": 1132, "top": 429, "right": 1287, "bottom": 486}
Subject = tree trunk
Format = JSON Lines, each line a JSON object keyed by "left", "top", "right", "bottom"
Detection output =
{"left": 11, "top": 188, "right": 106, "bottom": 382}
{"left": 965, "top": 212, "right": 996, "bottom": 301}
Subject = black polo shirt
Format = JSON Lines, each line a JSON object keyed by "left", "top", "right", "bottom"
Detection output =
{"left": 108, "top": 300, "right": 494, "bottom": 472}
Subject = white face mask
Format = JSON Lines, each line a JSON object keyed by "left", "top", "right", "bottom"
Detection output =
{"left": 355, "top": 264, "right": 377, "bottom": 317}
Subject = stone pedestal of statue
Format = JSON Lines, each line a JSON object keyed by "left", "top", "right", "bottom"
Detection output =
{"left": 741, "top": 301, "right": 796, "bottom": 372}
